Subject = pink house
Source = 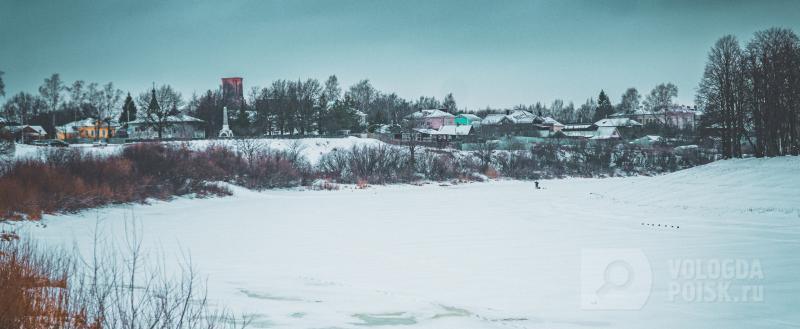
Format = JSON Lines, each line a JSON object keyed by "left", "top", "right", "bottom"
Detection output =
{"left": 405, "top": 109, "right": 455, "bottom": 129}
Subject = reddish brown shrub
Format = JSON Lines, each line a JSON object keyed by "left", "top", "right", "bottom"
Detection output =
{"left": 0, "top": 144, "right": 238, "bottom": 220}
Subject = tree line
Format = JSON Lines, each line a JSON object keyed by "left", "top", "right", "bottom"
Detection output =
{"left": 0, "top": 70, "right": 681, "bottom": 139}
{"left": 480, "top": 83, "right": 681, "bottom": 125}
{"left": 0, "top": 73, "right": 457, "bottom": 138}
{"left": 2, "top": 26, "right": 798, "bottom": 158}
{"left": 2, "top": 69, "right": 680, "bottom": 139}
{"left": 697, "top": 27, "right": 800, "bottom": 158}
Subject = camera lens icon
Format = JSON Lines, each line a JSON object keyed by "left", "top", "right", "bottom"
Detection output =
{"left": 597, "top": 260, "right": 635, "bottom": 295}
{"left": 581, "top": 249, "right": 652, "bottom": 310}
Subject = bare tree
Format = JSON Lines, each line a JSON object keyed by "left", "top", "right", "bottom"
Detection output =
{"left": 697, "top": 35, "right": 746, "bottom": 158}
{"left": 66, "top": 80, "right": 86, "bottom": 123}
{"left": 401, "top": 118, "right": 418, "bottom": 169}
{"left": 323, "top": 75, "right": 341, "bottom": 103}
{"left": 576, "top": 98, "right": 596, "bottom": 123}
{"left": 84, "top": 83, "right": 106, "bottom": 142}
{"left": 474, "top": 141, "right": 496, "bottom": 174}
{"left": 38, "top": 73, "right": 65, "bottom": 114}
{"left": 346, "top": 79, "right": 376, "bottom": 115}
{"left": 94, "top": 82, "right": 123, "bottom": 141}
{"left": 137, "top": 85, "right": 184, "bottom": 140}
{"left": 2, "top": 92, "right": 46, "bottom": 125}
{"left": 644, "top": 83, "right": 679, "bottom": 129}
{"left": 619, "top": 88, "right": 641, "bottom": 114}
{"left": 744, "top": 27, "right": 800, "bottom": 156}
{"left": 233, "top": 138, "right": 264, "bottom": 167}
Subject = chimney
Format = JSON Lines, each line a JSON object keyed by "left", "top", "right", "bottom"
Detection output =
{"left": 505, "top": 109, "right": 510, "bottom": 115}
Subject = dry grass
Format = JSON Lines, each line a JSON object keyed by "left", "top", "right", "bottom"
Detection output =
{"left": 0, "top": 233, "right": 99, "bottom": 329}
{"left": 0, "top": 225, "right": 250, "bottom": 329}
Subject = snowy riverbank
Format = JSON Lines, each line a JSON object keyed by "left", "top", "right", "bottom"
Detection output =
{"left": 11, "top": 156, "right": 800, "bottom": 328}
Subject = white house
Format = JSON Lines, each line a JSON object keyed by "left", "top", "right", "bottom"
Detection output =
{"left": 126, "top": 114, "right": 206, "bottom": 140}
{"left": 610, "top": 105, "right": 700, "bottom": 129}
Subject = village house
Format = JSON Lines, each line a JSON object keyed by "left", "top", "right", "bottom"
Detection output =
{"left": 412, "top": 124, "right": 473, "bottom": 142}
{"left": 561, "top": 117, "right": 642, "bottom": 140}
{"left": 6, "top": 125, "right": 48, "bottom": 143}
{"left": 404, "top": 109, "right": 455, "bottom": 129}
{"left": 455, "top": 113, "right": 482, "bottom": 127}
{"left": 480, "top": 113, "right": 518, "bottom": 137}
{"left": 562, "top": 124, "right": 622, "bottom": 140}
{"left": 479, "top": 110, "right": 563, "bottom": 137}
{"left": 56, "top": 118, "right": 118, "bottom": 140}
{"left": 125, "top": 114, "right": 206, "bottom": 140}
{"left": 540, "top": 116, "right": 565, "bottom": 131}
{"left": 535, "top": 116, "right": 566, "bottom": 136}
{"left": 660, "top": 105, "right": 701, "bottom": 129}
{"left": 611, "top": 105, "right": 700, "bottom": 130}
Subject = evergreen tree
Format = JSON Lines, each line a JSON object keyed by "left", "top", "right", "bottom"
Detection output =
{"left": 233, "top": 106, "right": 250, "bottom": 135}
{"left": 324, "top": 95, "right": 359, "bottom": 133}
{"left": 144, "top": 88, "right": 166, "bottom": 139}
{"left": 593, "top": 90, "right": 614, "bottom": 121}
{"left": 119, "top": 93, "right": 137, "bottom": 123}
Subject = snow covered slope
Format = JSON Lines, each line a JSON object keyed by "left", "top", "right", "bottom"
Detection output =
{"left": 16, "top": 156, "right": 800, "bottom": 328}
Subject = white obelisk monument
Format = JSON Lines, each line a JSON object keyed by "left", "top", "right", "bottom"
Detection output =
{"left": 218, "top": 106, "right": 234, "bottom": 138}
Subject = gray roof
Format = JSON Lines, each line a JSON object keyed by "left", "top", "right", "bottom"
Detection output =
{"left": 128, "top": 113, "right": 204, "bottom": 125}
{"left": 414, "top": 125, "right": 472, "bottom": 136}
{"left": 507, "top": 110, "right": 538, "bottom": 124}
{"left": 594, "top": 118, "right": 642, "bottom": 127}
{"left": 541, "top": 116, "right": 564, "bottom": 126}
{"left": 405, "top": 109, "right": 455, "bottom": 119}
{"left": 481, "top": 113, "right": 513, "bottom": 125}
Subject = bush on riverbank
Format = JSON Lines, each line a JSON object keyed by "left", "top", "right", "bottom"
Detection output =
{"left": 0, "top": 140, "right": 717, "bottom": 220}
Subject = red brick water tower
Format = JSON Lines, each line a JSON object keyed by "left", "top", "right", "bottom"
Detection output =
{"left": 221, "top": 77, "right": 244, "bottom": 109}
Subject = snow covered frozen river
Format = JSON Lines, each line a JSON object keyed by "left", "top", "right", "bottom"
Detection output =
{"left": 18, "top": 156, "right": 800, "bottom": 328}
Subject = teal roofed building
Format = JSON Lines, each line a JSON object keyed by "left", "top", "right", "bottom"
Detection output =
{"left": 455, "top": 113, "right": 482, "bottom": 126}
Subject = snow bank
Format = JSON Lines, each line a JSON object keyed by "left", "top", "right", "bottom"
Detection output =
{"left": 600, "top": 156, "right": 800, "bottom": 214}
{"left": 12, "top": 143, "right": 124, "bottom": 160}
{"left": 10, "top": 137, "right": 386, "bottom": 166}
{"left": 172, "top": 137, "right": 385, "bottom": 165}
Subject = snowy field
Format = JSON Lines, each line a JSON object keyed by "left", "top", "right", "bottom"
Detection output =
{"left": 14, "top": 156, "right": 800, "bottom": 328}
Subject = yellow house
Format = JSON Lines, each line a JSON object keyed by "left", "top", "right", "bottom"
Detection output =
{"left": 57, "top": 119, "right": 117, "bottom": 140}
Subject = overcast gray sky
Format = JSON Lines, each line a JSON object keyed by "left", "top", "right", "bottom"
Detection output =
{"left": 2, "top": 0, "right": 799, "bottom": 109}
